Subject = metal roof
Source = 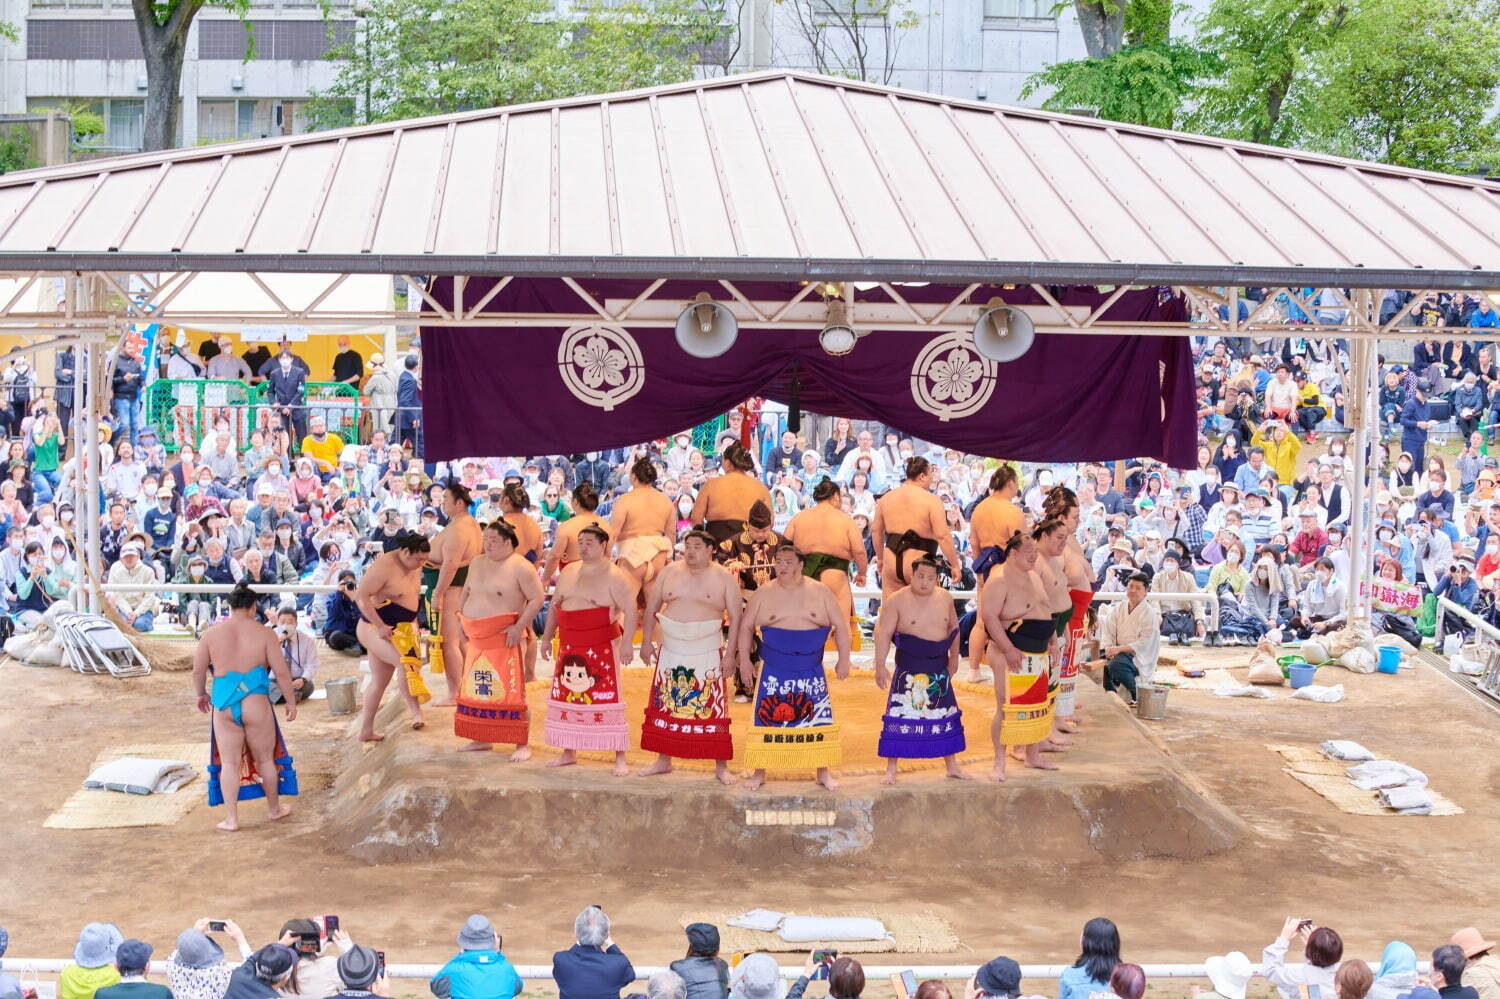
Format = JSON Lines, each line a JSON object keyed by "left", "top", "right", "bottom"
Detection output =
{"left": 2, "top": 70, "right": 1498, "bottom": 287}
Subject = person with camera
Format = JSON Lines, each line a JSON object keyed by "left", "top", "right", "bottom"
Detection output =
{"left": 1263, "top": 918, "right": 1343, "bottom": 999}
{"left": 786, "top": 953, "right": 863, "bottom": 999}
{"left": 269, "top": 606, "right": 318, "bottom": 704}
{"left": 324, "top": 570, "right": 364, "bottom": 655}
{"left": 274, "top": 919, "right": 355, "bottom": 999}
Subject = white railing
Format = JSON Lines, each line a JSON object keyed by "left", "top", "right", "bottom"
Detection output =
{"left": 1434, "top": 595, "right": 1500, "bottom": 645}
{"left": 0, "top": 959, "right": 1371, "bottom": 981}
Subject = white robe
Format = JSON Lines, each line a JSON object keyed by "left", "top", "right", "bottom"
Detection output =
{"left": 1099, "top": 597, "right": 1162, "bottom": 680}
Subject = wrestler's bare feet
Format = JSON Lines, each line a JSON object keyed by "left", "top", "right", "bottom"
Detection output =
{"left": 612, "top": 752, "right": 630, "bottom": 778}
{"left": 1025, "top": 748, "right": 1060, "bottom": 771}
{"left": 1040, "top": 736, "right": 1070, "bottom": 751}
{"left": 714, "top": 762, "right": 735, "bottom": 786}
{"left": 815, "top": 767, "right": 839, "bottom": 791}
{"left": 358, "top": 730, "right": 385, "bottom": 743}
{"left": 268, "top": 802, "right": 292, "bottom": 821}
{"left": 216, "top": 816, "right": 239, "bottom": 832}
{"left": 945, "top": 758, "right": 975, "bottom": 780}
{"left": 457, "top": 741, "right": 491, "bottom": 753}
{"left": 1056, "top": 718, "right": 1081, "bottom": 733}
{"left": 638, "top": 754, "right": 674, "bottom": 777}
{"left": 410, "top": 718, "right": 425, "bottom": 731}
{"left": 547, "top": 749, "right": 578, "bottom": 768}
{"left": 742, "top": 769, "right": 766, "bottom": 790}
{"left": 881, "top": 760, "right": 898, "bottom": 786}
{"left": 509, "top": 745, "right": 532, "bottom": 763}
{"left": 963, "top": 670, "right": 988, "bottom": 684}
{"left": 988, "top": 762, "right": 1007, "bottom": 782}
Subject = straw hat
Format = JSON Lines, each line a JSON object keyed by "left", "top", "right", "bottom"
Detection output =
{"left": 1452, "top": 927, "right": 1496, "bottom": 958}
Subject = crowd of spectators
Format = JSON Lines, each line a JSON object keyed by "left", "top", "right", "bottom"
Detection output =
{"left": 2, "top": 916, "right": 1496, "bottom": 999}
{"left": 6, "top": 292, "right": 1500, "bottom": 659}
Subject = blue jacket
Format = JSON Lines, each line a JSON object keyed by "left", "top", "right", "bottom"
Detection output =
{"left": 430, "top": 949, "right": 523, "bottom": 999}
{"left": 1399, "top": 396, "right": 1432, "bottom": 442}
{"left": 552, "top": 944, "right": 634, "bottom": 999}
{"left": 1057, "top": 964, "right": 1110, "bottom": 999}
{"left": 324, "top": 590, "right": 361, "bottom": 637}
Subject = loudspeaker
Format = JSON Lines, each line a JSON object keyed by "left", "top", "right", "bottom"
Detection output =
{"left": 674, "top": 295, "right": 738, "bottom": 358}
{"left": 972, "top": 302, "right": 1035, "bottom": 363}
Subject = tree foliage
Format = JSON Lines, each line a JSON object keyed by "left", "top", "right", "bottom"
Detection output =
{"left": 1021, "top": 41, "right": 1220, "bottom": 129}
{"left": 307, "top": 0, "right": 723, "bottom": 127}
{"left": 1032, "top": 0, "right": 1500, "bottom": 173}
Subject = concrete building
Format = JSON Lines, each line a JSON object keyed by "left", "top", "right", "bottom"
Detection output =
{"left": 0, "top": 0, "right": 1206, "bottom": 155}
{"left": 0, "top": 0, "right": 353, "bottom": 151}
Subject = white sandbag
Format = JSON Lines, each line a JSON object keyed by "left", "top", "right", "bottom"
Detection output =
{"left": 1321, "top": 740, "right": 1375, "bottom": 762}
{"left": 1301, "top": 640, "right": 1330, "bottom": 664}
{"left": 1213, "top": 679, "right": 1273, "bottom": 699}
{"left": 778, "top": 916, "right": 892, "bottom": 943}
{"left": 1326, "top": 623, "right": 1375, "bottom": 658}
{"left": 1247, "top": 637, "right": 1285, "bottom": 685}
{"left": 1348, "top": 760, "right": 1428, "bottom": 790}
{"left": 1336, "top": 648, "right": 1375, "bottom": 674}
{"left": 84, "top": 757, "right": 197, "bottom": 795}
{"left": 1289, "top": 683, "right": 1345, "bottom": 702}
{"left": 29, "top": 636, "right": 65, "bottom": 667}
{"left": 5, "top": 631, "right": 40, "bottom": 659}
{"left": 728, "top": 909, "right": 785, "bottom": 932}
{"left": 1379, "top": 784, "right": 1433, "bottom": 813}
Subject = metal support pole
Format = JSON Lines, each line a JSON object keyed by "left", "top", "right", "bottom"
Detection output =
{"left": 1344, "top": 290, "right": 1377, "bottom": 627}
{"left": 82, "top": 341, "right": 103, "bottom": 614}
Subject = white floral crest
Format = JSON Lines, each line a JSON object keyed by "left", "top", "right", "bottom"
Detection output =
{"left": 910, "top": 331, "right": 996, "bottom": 421}
{"left": 557, "top": 325, "right": 645, "bottom": 411}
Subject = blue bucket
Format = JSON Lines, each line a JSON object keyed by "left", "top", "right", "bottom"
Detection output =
{"left": 1288, "top": 663, "right": 1318, "bottom": 689}
{"left": 1377, "top": 645, "right": 1402, "bottom": 674}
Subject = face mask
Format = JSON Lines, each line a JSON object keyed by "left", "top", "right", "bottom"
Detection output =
{"left": 1398, "top": 461, "right": 1411, "bottom": 471}
{"left": 279, "top": 358, "right": 292, "bottom": 370}
{"left": 1226, "top": 552, "right": 1240, "bottom": 564}
{"left": 61, "top": 511, "right": 73, "bottom": 523}
{"left": 585, "top": 452, "right": 599, "bottom": 461}
{"left": 1316, "top": 570, "right": 1331, "bottom": 583}
{"left": 27, "top": 555, "right": 42, "bottom": 568}
{"left": 277, "top": 529, "right": 292, "bottom": 540}
{"left": 40, "top": 515, "right": 54, "bottom": 527}
{"left": 6, "top": 539, "right": 19, "bottom": 552}
{"left": 190, "top": 566, "right": 204, "bottom": 578}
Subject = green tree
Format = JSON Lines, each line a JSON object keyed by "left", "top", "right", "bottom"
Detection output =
{"left": 1021, "top": 41, "right": 1219, "bottom": 128}
{"left": 1311, "top": 0, "right": 1500, "bottom": 170}
{"left": 308, "top": 0, "right": 724, "bottom": 127}
{"left": 0, "top": 125, "right": 36, "bottom": 174}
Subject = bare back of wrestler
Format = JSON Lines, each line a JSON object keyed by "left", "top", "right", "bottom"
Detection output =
{"left": 965, "top": 468, "right": 1024, "bottom": 681}
{"left": 691, "top": 444, "right": 772, "bottom": 542}
{"left": 193, "top": 592, "right": 296, "bottom": 832}
{"left": 610, "top": 458, "right": 677, "bottom": 604}
{"left": 783, "top": 481, "right": 868, "bottom": 621}
{"left": 871, "top": 458, "right": 959, "bottom": 599}
{"left": 1030, "top": 518, "right": 1076, "bottom": 752}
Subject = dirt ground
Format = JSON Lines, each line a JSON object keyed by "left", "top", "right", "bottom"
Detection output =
{"left": 1, "top": 642, "right": 1497, "bottom": 980}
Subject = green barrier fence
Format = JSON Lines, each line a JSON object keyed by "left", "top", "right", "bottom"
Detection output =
{"left": 145, "top": 378, "right": 363, "bottom": 452}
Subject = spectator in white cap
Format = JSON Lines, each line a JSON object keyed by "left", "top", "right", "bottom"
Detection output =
{"left": 729, "top": 955, "right": 781, "bottom": 999}
{"left": 59, "top": 923, "right": 124, "bottom": 999}
{"left": 1193, "top": 953, "right": 1253, "bottom": 999}
{"left": 107, "top": 542, "right": 159, "bottom": 631}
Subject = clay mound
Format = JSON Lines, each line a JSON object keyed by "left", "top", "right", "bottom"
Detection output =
{"left": 321, "top": 681, "right": 1246, "bottom": 868}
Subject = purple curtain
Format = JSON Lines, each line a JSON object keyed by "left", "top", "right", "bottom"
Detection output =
{"left": 420, "top": 278, "right": 1196, "bottom": 467}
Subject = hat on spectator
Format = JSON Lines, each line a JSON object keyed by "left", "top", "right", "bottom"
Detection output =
{"left": 501, "top": 468, "right": 522, "bottom": 482}
{"left": 252, "top": 944, "right": 296, "bottom": 982}
{"left": 685, "top": 923, "right": 720, "bottom": 954}
{"left": 1455, "top": 558, "right": 1474, "bottom": 571}
{"left": 74, "top": 923, "right": 124, "bottom": 969}
{"left": 1144, "top": 530, "right": 1161, "bottom": 540}
{"left": 1176, "top": 484, "right": 1194, "bottom": 495}
{"left": 1426, "top": 503, "right": 1448, "bottom": 519}
{"left": 1111, "top": 540, "right": 1134, "bottom": 556}
{"left": 276, "top": 517, "right": 294, "bottom": 527}
{"left": 975, "top": 956, "right": 1022, "bottom": 998}
{"left": 115, "top": 940, "right": 153, "bottom": 974}
{"left": 1451, "top": 928, "right": 1496, "bottom": 959}
{"left": 1204, "top": 952, "right": 1253, "bottom": 999}
{"left": 188, "top": 553, "right": 208, "bottom": 567}
{"left": 121, "top": 542, "right": 143, "bottom": 557}
{"left": 256, "top": 482, "right": 274, "bottom": 496}
{"left": 338, "top": 946, "right": 380, "bottom": 988}
{"left": 730, "top": 954, "right": 781, "bottom": 999}
{"left": 1246, "top": 488, "right": 1267, "bottom": 499}
{"left": 1137, "top": 497, "right": 1155, "bottom": 509}
{"left": 156, "top": 485, "right": 174, "bottom": 499}
{"left": 1220, "top": 483, "right": 1240, "bottom": 496}
{"left": 457, "top": 914, "right": 496, "bottom": 951}
{"left": 421, "top": 506, "right": 439, "bottom": 518}
{"left": 1300, "top": 510, "right": 1318, "bottom": 518}
{"left": 198, "top": 511, "right": 220, "bottom": 526}
{"left": 173, "top": 931, "right": 222, "bottom": 970}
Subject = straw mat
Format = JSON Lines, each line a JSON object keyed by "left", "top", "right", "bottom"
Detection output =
{"left": 1268, "top": 744, "right": 1463, "bottom": 817}
{"left": 680, "top": 910, "right": 960, "bottom": 955}
{"left": 44, "top": 742, "right": 208, "bottom": 830}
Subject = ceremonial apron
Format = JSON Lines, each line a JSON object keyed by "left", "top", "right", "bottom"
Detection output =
{"left": 206, "top": 665, "right": 299, "bottom": 805}
{"left": 455, "top": 612, "right": 529, "bottom": 746}
{"left": 992, "top": 619, "right": 1056, "bottom": 746}
{"left": 744, "top": 625, "right": 840, "bottom": 771}
{"left": 877, "top": 630, "right": 965, "bottom": 760}
{"left": 1059, "top": 588, "right": 1094, "bottom": 717}
{"left": 543, "top": 606, "right": 628, "bottom": 752}
{"left": 641, "top": 615, "right": 733, "bottom": 760}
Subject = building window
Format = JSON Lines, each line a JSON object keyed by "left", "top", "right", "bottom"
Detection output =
{"left": 982, "top": 0, "right": 1054, "bottom": 26}
{"left": 198, "top": 99, "right": 312, "bottom": 143}
{"left": 29, "top": 97, "right": 148, "bottom": 151}
{"left": 812, "top": 0, "right": 886, "bottom": 21}
{"left": 197, "top": 19, "right": 354, "bottom": 59}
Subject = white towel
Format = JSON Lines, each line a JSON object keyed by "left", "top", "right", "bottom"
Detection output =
{"left": 727, "top": 909, "right": 785, "bottom": 932}
{"left": 1213, "top": 680, "right": 1273, "bottom": 699}
{"left": 1348, "top": 760, "right": 1428, "bottom": 791}
{"left": 84, "top": 757, "right": 198, "bottom": 795}
{"left": 1321, "top": 740, "right": 1375, "bottom": 761}
{"left": 1290, "top": 684, "right": 1344, "bottom": 702}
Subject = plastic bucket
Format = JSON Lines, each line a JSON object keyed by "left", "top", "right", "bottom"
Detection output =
{"left": 1136, "top": 683, "right": 1169, "bottom": 721}
{"left": 1288, "top": 663, "right": 1318, "bottom": 689}
{"left": 1377, "top": 645, "right": 1402, "bottom": 675}
{"left": 326, "top": 676, "right": 358, "bottom": 715}
{"left": 1277, "top": 654, "right": 1307, "bottom": 679}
